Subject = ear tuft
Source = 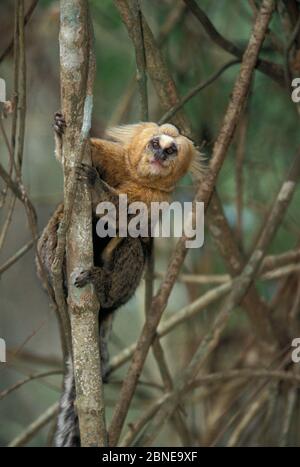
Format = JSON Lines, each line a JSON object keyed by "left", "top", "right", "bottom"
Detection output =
{"left": 105, "top": 123, "right": 155, "bottom": 145}
{"left": 189, "top": 149, "right": 207, "bottom": 180}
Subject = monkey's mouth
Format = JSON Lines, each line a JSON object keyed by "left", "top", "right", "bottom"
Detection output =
{"left": 149, "top": 157, "right": 170, "bottom": 173}
{"left": 150, "top": 153, "right": 171, "bottom": 166}
{"left": 151, "top": 158, "right": 164, "bottom": 167}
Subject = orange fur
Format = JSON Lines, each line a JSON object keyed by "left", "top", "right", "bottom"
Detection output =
{"left": 90, "top": 122, "right": 201, "bottom": 206}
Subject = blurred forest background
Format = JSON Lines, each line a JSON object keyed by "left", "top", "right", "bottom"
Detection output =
{"left": 1, "top": 0, "right": 300, "bottom": 447}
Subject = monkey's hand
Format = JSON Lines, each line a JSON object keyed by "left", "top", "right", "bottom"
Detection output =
{"left": 76, "top": 162, "right": 120, "bottom": 208}
{"left": 53, "top": 112, "right": 66, "bottom": 163}
{"left": 75, "top": 163, "right": 99, "bottom": 187}
{"left": 53, "top": 111, "right": 66, "bottom": 136}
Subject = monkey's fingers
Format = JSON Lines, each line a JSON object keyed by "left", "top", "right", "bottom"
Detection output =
{"left": 75, "top": 163, "right": 98, "bottom": 186}
{"left": 53, "top": 111, "right": 66, "bottom": 136}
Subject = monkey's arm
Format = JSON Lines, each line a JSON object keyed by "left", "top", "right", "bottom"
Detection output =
{"left": 53, "top": 113, "right": 127, "bottom": 185}
{"left": 75, "top": 163, "right": 126, "bottom": 267}
{"left": 90, "top": 138, "right": 127, "bottom": 187}
{"left": 75, "top": 163, "right": 120, "bottom": 210}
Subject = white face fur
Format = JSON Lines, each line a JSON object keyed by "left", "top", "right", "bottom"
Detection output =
{"left": 139, "top": 133, "right": 179, "bottom": 177}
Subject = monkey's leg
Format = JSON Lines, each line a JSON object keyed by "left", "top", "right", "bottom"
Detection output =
{"left": 74, "top": 266, "right": 114, "bottom": 380}
{"left": 101, "top": 236, "right": 124, "bottom": 269}
{"left": 74, "top": 238, "right": 147, "bottom": 310}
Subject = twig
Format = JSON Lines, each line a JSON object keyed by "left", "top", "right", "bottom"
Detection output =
{"left": 0, "top": 195, "right": 17, "bottom": 251}
{"left": 108, "top": 281, "right": 232, "bottom": 375}
{"left": 0, "top": 237, "right": 35, "bottom": 276}
{"left": 159, "top": 59, "right": 241, "bottom": 124}
{"left": 108, "top": 1, "right": 185, "bottom": 126}
{"left": 227, "top": 390, "right": 269, "bottom": 446}
{"left": 207, "top": 193, "right": 278, "bottom": 345}
{"left": 127, "top": 0, "right": 190, "bottom": 442}
{"left": 16, "top": 0, "right": 26, "bottom": 170}
{"left": 183, "top": 0, "right": 284, "bottom": 87}
{"left": 120, "top": 394, "right": 171, "bottom": 447}
{"left": 8, "top": 402, "right": 59, "bottom": 447}
{"left": 134, "top": 146, "right": 300, "bottom": 446}
{"left": 128, "top": 0, "right": 149, "bottom": 121}
{"left": 235, "top": 112, "right": 248, "bottom": 245}
{"left": 0, "top": 371, "right": 62, "bottom": 400}
{"left": 279, "top": 385, "right": 298, "bottom": 446}
{"left": 0, "top": 115, "right": 15, "bottom": 209}
{"left": 109, "top": 0, "right": 276, "bottom": 446}
{"left": 0, "top": 0, "right": 39, "bottom": 64}
{"left": 284, "top": 15, "right": 300, "bottom": 87}
{"left": 190, "top": 369, "right": 300, "bottom": 387}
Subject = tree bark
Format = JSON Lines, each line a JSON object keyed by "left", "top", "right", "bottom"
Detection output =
{"left": 59, "top": 0, "right": 107, "bottom": 447}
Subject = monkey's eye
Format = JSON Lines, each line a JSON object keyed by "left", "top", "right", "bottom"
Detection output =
{"left": 165, "top": 144, "right": 177, "bottom": 155}
{"left": 151, "top": 138, "right": 160, "bottom": 150}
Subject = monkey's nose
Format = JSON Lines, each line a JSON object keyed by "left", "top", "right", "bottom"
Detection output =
{"left": 154, "top": 149, "right": 167, "bottom": 161}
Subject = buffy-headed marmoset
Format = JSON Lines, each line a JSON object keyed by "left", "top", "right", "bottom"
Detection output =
{"left": 36, "top": 113, "right": 202, "bottom": 447}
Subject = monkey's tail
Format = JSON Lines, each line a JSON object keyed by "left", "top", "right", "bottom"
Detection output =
{"left": 54, "top": 357, "right": 80, "bottom": 447}
{"left": 54, "top": 316, "right": 112, "bottom": 447}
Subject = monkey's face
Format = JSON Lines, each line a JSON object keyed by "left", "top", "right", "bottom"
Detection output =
{"left": 106, "top": 122, "right": 200, "bottom": 191}
{"left": 146, "top": 133, "right": 178, "bottom": 175}
{"left": 127, "top": 123, "right": 195, "bottom": 188}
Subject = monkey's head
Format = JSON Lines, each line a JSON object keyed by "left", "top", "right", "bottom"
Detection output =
{"left": 106, "top": 122, "right": 203, "bottom": 192}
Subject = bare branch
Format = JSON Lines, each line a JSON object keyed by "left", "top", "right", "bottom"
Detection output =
{"left": 183, "top": 0, "right": 284, "bottom": 87}
{"left": 109, "top": 0, "right": 276, "bottom": 446}
{"left": 58, "top": 0, "right": 107, "bottom": 446}
{"left": 8, "top": 402, "right": 59, "bottom": 447}
{"left": 0, "top": 0, "right": 39, "bottom": 64}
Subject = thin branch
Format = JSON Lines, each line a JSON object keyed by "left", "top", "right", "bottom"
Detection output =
{"left": 190, "top": 369, "right": 300, "bottom": 387}
{"left": 235, "top": 112, "right": 248, "bottom": 245}
{"left": 284, "top": 15, "right": 300, "bottom": 87}
{"left": 136, "top": 147, "right": 300, "bottom": 446}
{"left": 159, "top": 59, "right": 241, "bottom": 124}
{"left": 8, "top": 402, "right": 59, "bottom": 447}
{"left": 227, "top": 390, "right": 269, "bottom": 446}
{"left": 108, "top": 1, "right": 185, "bottom": 126}
{"left": 183, "top": 0, "right": 284, "bottom": 87}
{"left": 108, "top": 281, "right": 231, "bottom": 375}
{"left": 0, "top": 0, "right": 39, "bottom": 64}
{"left": 279, "top": 385, "right": 298, "bottom": 446}
{"left": 120, "top": 394, "right": 171, "bottom": 447}
{"left": 0, "top": 237, "right": 35, "bottom": 276}
{"left": 109, "top": 0, "right": 276, "bottom": 446}
{"left": 16, "top": 0, "right": 26, "bottom": 170}
{"left": 207, "top": 193, "right": 278, "bottom": 345}
{"left": 128, "top": 0, "right": 149, "bottom": 121}
{"left": 0, "top": 371, "right": 62, "bottom": 400}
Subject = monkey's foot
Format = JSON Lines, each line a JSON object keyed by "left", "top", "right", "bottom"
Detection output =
{"left": 75, "top": 163, "right": 98, "bottom": 186}
{"left": 54, "top": 111, "right": 66, "bottom": 136}
{"left": 74, "top": 267, "right": 99, "bottom": 288}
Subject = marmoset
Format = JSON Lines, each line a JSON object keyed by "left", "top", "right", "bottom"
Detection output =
{"left": 37, "top": 113, "right": 202, "bottom": 447}
{"left": 47, "top": 113, "right": 202, "bottom": 309}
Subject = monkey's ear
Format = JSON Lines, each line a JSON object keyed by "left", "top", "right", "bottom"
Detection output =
{"left": 105, "top": 123, "right": 156, "bottom": 145}
{"left": 189, "top": 148, "right": 207, "bottom": 180}
{"left": 105, "top": 124, "right": 144, "bottom": 145}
